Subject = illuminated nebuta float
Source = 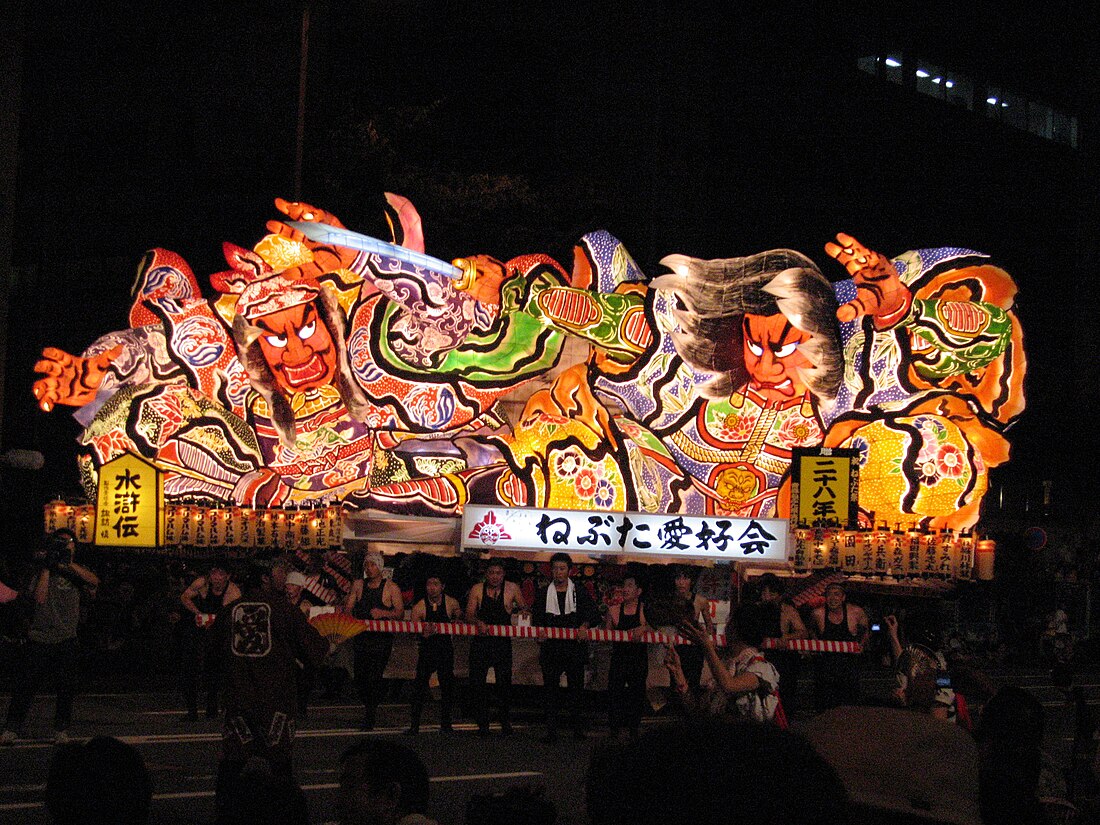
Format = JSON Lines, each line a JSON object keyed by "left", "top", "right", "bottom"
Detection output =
{"left": 34, "top": 197, "right": 1024, "bottom": 531}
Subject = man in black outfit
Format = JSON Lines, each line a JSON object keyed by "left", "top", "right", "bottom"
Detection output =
{"left": 532, "top": 552, "right": 598, "bottom": 743}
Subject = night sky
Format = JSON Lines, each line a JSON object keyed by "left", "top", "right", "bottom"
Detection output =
{"left": 4, "top": 0, "right": 1097, "bottom": 535}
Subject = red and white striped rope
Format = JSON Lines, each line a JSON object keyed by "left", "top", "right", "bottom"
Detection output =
{"left": 311, "top": 617, "right": 861, "bottom": 653}
{"left": 759, "top": 638, "right": 863, "bottom": 654}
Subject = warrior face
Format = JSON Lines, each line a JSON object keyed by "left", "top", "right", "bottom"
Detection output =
{"left": 253, "top": 301, "right": 337, "bottom": 394}
{"left": 742, "top": 313, "right": 812, "bottom": 402}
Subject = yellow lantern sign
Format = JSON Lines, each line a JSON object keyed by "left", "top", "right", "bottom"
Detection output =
{"left": 94, "top": 452, "right": 163, "bottom": 548}
{"left": 792, "top": 448, "right": 859, "bottom": 528}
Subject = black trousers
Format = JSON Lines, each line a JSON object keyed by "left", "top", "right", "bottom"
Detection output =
{"left": 4, "top": 638, "right": 79, "bottom": 732}
{"left": 409, "top": 638, "right": 454, "bottom": 729}
{"left": 539, "top": 640, "right": 587, "bottom": 733}
{"left": 469, "top": 637, "right": 513, "bottom": 731}
{"left": 676, "top": 643, "right": 705, "bottom": 691}
{"left": 180, "top": 627, "right": 221, "bottom": 716}
{"left": 766, "top": 650, "right": 802, "bottom": 716}
{"left": 813, "top": 655, "right": 861, "bottom": 711}
{"left": 215, "top": 710, "right": 295, "bottom": 825}
{"left": 353, "top": 634, "right": 394, "bottom": 727}
{"left": 607, "top": 646, "right": 649, "bottom": 734}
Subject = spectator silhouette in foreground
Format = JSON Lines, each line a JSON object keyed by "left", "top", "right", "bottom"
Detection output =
{"left": 976, "top": 686, "right": 1068, "bottom": 825}
{"left": 803, "top": 705, "right": 982, "bottom": 825}
{"left": 338, "top": 740, "right": 438, "bottom": 825}
{"left": 586, "top": 719, "right": 847, "bottom": 825}
{"left": 467, "top": 785, "right": 557, "bottom": 825}
{"left": 220, "top": 757, "right": 311, "bottom": 825}
{"left": 45, "top": 736, "right": 151, "bottom": 825}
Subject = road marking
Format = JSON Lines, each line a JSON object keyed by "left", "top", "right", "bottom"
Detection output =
{"left": 139, "top": 704, "right": 400, "bottom": 716}
{"left": 0, "top": 723, "right": 529, "bottom": 750}
{"left": 0, "top": 771, "right": 544, "bottom": 811}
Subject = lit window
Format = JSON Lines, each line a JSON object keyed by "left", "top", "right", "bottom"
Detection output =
{"left": 1000, "top": 91, "right": 1025, "bottom": 130}
{"left": 1052, "top": 111, "right": 1076, "bottom": 147}
{"left": 945, "top": 76, "right": 973, "bottom": 110}
{"left": 1027, "top": 100, "right": 1053, "bottom": 139}
{"left": 915, "top": 63, "right": 946, "bottom": 101}
{"left": 884, "top": 54, "right": 903, "bottom": 84}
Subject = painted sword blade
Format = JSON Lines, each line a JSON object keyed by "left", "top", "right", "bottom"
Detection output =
{"left": 287, "top": 222, "right": 463, "bottom": 280}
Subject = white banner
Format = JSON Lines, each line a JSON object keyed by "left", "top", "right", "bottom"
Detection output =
{"left": 462, "top": 505, "right": 788, "bottom": 562}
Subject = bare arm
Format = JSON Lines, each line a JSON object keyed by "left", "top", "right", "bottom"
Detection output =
{"left": 447, "top": 595, "right": 462, "bottom": 621}
{"left": 344, "top": 580, "right": 362, "bottom": 613}
{"left": 781, "top": 604, "right": 809, "bottom": 640}
{"left": 885, "top": 615, "right": 903, "bottom": 661}
{"left": 696, "top": 595, "right": 715, "bottom": 634}
{"left": 507, "top": 582, "right": 528, "bottom": 613}
{"left": 604, "top": 605, "right": 619, "bottom": 631}
{"left": 181, "top": 577, "right": 206, "bottom": 616}
{"left": 64, "top": 562, "right": 99, "bottom": 598}
{"left": 678, "top": 624, "right": 761, "bottom": 697}
{"left": 465, "top": 584, "right": 483, "bottom": 625}
{"left": 377, "top": 582, "right": 403, "bottom": 619}
{"left": 33, "top": 569, "right": 50, "bottom": 606}
{"left": 852, "top": 606, "right": 870, "bottom": 648}
{"left": 811, "top": 607, "right": 826, "bottom": 636}
{"left": 411, "top": 600, "right": 426, "bottom": 621}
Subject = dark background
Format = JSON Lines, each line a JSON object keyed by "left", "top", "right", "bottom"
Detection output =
{"left": 1, "top": 0, "right": 1096, "bottom": 547}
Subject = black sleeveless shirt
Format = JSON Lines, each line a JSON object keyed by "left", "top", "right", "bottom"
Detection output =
{"left": 477, "top": 585, "right": 511, "bottom": 625}
{"left": 353, "top": 580, "right": 387, "bottom": 621}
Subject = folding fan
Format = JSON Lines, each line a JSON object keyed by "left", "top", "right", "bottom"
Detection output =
{"left": 309, "top": 613, "right": 369, "bottom": 644}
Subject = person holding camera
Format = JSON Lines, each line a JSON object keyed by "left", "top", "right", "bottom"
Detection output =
{"left": 1, "top": 529, "right": 98, "bottom": 745}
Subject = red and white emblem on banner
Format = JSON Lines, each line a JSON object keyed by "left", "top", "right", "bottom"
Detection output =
{"left": 468, "top": 510, "right": 511, "bottom": 545}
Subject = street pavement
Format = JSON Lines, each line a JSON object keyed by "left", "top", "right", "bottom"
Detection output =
{"left": 1, "top": 669, "right": 1097, "bottom": 825}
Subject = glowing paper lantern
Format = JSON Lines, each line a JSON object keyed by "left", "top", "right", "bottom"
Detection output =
{"left": 975, "top": 539, "right": 996, "bottom": 580}
{"left": 255, "top": 510, "right": 272, "bottom": 548}
{"left": 164, "top": 505, "right": 180, "bottom": 545}
{"left": 208, "top": 509, "right": 226, "bottom": 546}
{"left": 956, "top": 533, "right": 975, "bottom": 580}
{"left": 226, "top": 507, "right": 241, "bottom": 547}
{"left": 239, "top": 509, "right": 256, "bottom": 548}
{"left": 792, "top": 528, "right": 811, "bottom": 572}
{"left": 75, "top": 505, "right": 95, "bottom": 544}
{"left": 45, "top": 500, "right": 66, "bottom": 535}
{"left": 276, "top": 509, "right": 294, "bottom": 549}
{"left": 325, "top": 505, "right": 343, "bottom": 547}
{"left": 905, "top": 528, "right": 922, "bottom": 578}
{"left": 192, "top": 507, "right": 208, "bottom": 547}
{"left": 873, "top": 528, "right": 890, "bottom": 575}
{"left": 857, "top": 531, "right": 875, "bottom": 575}
{"left": 840, "top": 531, "right": 859, "bottom": 574}
{"left": 178, "top": 505, "right": 194, "bottom": 545}
{"left": 889, "top": 530, "right": 905, "bottom": 576}
{"left": 810, "top": 528, "right": 827, "bottom": 569}
{"left": 920, "top": 531, "right": 939, "bottom": 576}
{"left": 825, "top": 529, "right": 841, "bottom": 569}
{"left": 936, "top": 531, "right": 955, "bottom": 577}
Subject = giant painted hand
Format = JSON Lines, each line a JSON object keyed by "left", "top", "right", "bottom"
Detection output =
{"left": 33, "top": 345, "right": 124, "bottom": 412}
{"left": 826, "top": 233, "right": 911, "bottom": 326}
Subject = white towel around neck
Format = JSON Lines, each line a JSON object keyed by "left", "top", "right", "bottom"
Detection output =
{"left": 545, "top": 578, "right": 577, "bottom": 616}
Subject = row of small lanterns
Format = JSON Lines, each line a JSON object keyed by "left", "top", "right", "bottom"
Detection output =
{"left": 791, "top": 526, "right": 995, "bottom": 580}
{"left": 45, "top": 501, "right": 344, "bottom": 550}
